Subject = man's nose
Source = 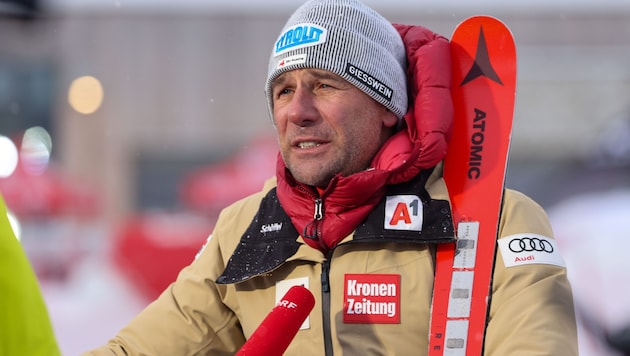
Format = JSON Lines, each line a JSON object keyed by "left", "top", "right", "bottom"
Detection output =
{"left": 286, "top": 87, "right": 319, "bottom": 126}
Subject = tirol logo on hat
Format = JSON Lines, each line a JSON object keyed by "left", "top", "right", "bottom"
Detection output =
{"left": 274, "top": 23, "right": 328, "bottom": 57}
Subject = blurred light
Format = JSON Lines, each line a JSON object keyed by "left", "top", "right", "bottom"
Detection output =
{"left": 68, "top": 75, "right": 104, "bottom": 115}
{"left": 6, "top": 210, "right": 21, "bottom": 241}
{"left": 21, "top": 126, "right": 52, "bottom": 175}
{"left": 0, "top": 136, "right": 19, "bottom": 178}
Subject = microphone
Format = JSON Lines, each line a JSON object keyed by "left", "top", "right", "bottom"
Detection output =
{"left": 237, "top": 285, "right": 315, "bottom": 356}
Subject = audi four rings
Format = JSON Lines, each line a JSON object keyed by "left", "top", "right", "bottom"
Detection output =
{"left": 508, "top": 237, "right": 554, "bottom": 253}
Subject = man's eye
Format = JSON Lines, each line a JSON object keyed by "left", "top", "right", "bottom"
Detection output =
{"left": 317, "top": 83, "right": 338, "bottom": 92}
{"left": 276, "top": 88, "right": 292, "bottom": 97}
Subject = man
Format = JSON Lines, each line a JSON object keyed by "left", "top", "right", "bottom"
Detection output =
{"left": 86, "top": 0, "right": 578, "bottom": 354}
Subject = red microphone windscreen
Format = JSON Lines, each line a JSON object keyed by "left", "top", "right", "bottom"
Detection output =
{"left": 236, "top": 285, "right": 315, "bottom": 356}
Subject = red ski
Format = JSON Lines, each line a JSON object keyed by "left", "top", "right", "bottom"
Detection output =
{"left": 428, "top": 16, "right": 516, "bottom": 355}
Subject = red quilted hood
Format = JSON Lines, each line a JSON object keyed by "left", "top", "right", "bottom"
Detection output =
{"left": 277, "top": 24, "right": 453, "bottom": 252}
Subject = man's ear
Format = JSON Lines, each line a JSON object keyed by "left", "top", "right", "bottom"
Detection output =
{"left": 383, "top": 110, "right": 399, "bottom": 128}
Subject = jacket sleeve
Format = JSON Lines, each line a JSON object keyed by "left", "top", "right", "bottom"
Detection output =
{"left": 83, "top": 219, "right": 246, "bottom": 355}
{"left": 484, "top": 189, "right": 578, "bottom": 355}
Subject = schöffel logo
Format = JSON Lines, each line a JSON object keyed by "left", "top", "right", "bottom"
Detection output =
{"left": 345, "top": 64, "right": 393, "bottom": 102}
{"left": 274, "top": 23, "right": 327, "bottom": 56}
{"left": 260, "top": 222, "right": 283, "bottom": 234}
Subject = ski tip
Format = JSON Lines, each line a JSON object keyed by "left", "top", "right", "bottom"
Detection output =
{"left": 450, "top": 15, "right": 516, "bottom": 57}
{"left": 453, "top": 15, "right": 515, "bottom": 39}
{"left": 456, "top": 15, "right": 508, "bottom": 28}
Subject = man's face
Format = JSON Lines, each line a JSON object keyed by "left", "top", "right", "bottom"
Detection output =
{"left": 271, "top": 68, "right": 398, "bottom": 187}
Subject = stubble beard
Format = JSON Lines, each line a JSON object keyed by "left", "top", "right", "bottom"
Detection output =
{"left": 283, "top": 142, "right": 371, "bottom": 188}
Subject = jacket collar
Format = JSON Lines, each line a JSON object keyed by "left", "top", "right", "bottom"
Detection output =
{"left": 216, "top": 170, "right": 454, "bottom": 284}
{"left": 276, "top": 156, "right": 391, "bottom": 252}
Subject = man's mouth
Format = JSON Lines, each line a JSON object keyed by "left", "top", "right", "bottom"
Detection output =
{"left": 297, "top": 141, "right": 322, "bottom": 149}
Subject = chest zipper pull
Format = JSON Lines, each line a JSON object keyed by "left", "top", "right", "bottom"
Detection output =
{"left": 313, "top": 198, "right": 323, "bottom": 221}
{"left": 302, "top": 198, "right": 324, "bottom": 241}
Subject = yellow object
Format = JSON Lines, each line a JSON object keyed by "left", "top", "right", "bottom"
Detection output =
{"left": 0, "top": 194, "right": 61, "bottom": 356}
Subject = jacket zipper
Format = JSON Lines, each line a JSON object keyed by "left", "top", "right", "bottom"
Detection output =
{"left": 321, "top": 253, "right": 333, "bottom": 356}
{"left": 298, "top": 187, "right": 333, "bottom": 353}
{"left": 303, "top": 197, "right": 330, "bottom": 252}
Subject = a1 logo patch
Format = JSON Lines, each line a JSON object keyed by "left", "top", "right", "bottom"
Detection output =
{"left": 343, "top": 274, "right": 401, "bottom": 324}
{"left": 384, "top": 195, "right": 423, "bottom": 231}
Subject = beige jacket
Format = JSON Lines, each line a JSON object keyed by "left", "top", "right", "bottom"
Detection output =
{"left": 86, "top": 174, "right": 578, "bottom": 355}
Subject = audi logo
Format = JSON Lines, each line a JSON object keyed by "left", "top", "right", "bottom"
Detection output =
{"left": 508, "top": 237, "right": 554, "bottom": 253}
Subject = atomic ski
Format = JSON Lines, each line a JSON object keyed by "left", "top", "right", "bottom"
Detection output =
{"left": 428, "top": 16, "right": 517, "bottom": 356}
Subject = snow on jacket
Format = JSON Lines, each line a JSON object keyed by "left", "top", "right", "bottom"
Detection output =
{"left": 85, "top": 166, "right": 578, "bottom": 355}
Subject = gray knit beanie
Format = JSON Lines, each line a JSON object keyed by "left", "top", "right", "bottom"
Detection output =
{"left": 265, "top": 0, "right": 408, "bottom": 119}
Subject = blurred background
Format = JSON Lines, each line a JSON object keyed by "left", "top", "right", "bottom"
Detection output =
{"left": 1, "top": 0, "right": 629, "bottom": 354}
